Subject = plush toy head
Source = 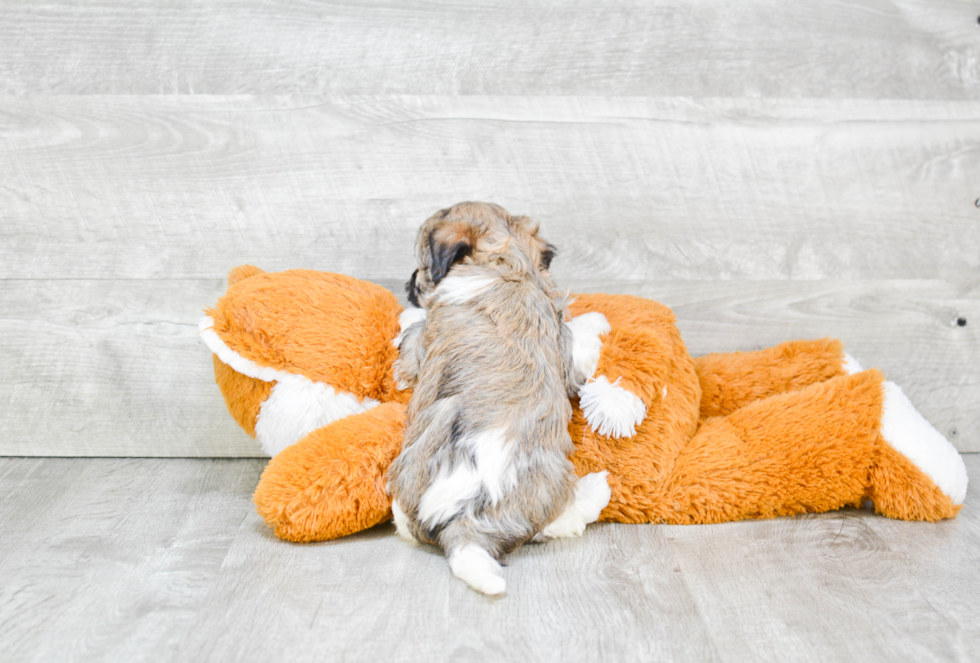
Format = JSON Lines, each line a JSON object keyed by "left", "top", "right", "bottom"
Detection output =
{"left": 200, "top": 266, "right": 409, "bottom": 457}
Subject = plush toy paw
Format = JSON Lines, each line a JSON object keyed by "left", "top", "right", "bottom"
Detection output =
{"left": 579, "top": 376, "right": 646, "bottom": 438}
{"left": 567, "top": 312, "right": 611, "bottom": 381}
{"left": 535, "top": 471, "right": 611, "bottom": 540}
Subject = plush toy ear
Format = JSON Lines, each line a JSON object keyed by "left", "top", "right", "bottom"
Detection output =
{"left": 428, "top": 224, "right": 473, "bottom": 285}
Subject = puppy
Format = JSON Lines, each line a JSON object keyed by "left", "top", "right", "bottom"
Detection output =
{"left": 388, "top": 202, "right": 611, "bottom": 595}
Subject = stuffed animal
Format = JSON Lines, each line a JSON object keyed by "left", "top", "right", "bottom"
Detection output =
{"left": 200, "top": 265, "right": 968, "bottom": 543}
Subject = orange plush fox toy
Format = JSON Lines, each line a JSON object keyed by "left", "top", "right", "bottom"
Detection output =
{"left": 200, "top": 265, "right": 968, "bottom": 543}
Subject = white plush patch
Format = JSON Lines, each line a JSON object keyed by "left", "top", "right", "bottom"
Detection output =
{"left": 880, "top": 381, "right": 968, "bottom": 505}
{"left": 254, "top": 373, "right": 380, "bottom": 457}
{"left": 463, "top": 428, "right": 516, "bottom": 505}
{"left": 843, "top": 352, "right": 863, "bottom": 375}
{"left": 566, "top": 312, "right": 611, "bottom": 380}
{"left": 201, "top": 316, "right": 379, "bottom": 456}
{"left": 579, "top": 376, "right": 646, "bottom": 438}
{"left": 199, "top": 316, "right": 289, "bottom": 383}
{"left": 537, "top": 471, "right": 611, "bottom": 540}
{"left": 393, "top": 307, "right": 427, "bottom": 349}
{"left": 448, "top": 544, "right": 506, "bottom": 596}
{"left": 418, "top": 463, "right": 483, "bottom": 527}
{"left": 391, "top": 499, "right": 416, "bottom": 543}
{"left": 435, "top": 274, "right": 498, "bottom": 305}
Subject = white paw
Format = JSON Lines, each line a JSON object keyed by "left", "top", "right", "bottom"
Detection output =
{"left": 880, "top": 381, "right": 968, "bottom": 505}
{"left": 537, "top": 471, "right": 611, "bottom": 540}
{"left": 842, "top": 352, "right": 863, "bottom": 375}
{"left": 579, "top": 376, "right": 646, "bottom": 438}
{"left": 567, "top": 312, "right": 611, "bottom": 379}
{"left": 390, "top": 499, "right": 417, "bottom": 543}
{"left": 574, "top": 470, "right": 612, "bottom": 523}
{"left": 392, "top": 359, "right": 411, "bottom": 391}
{"left": 448, "top": 545, "right": 506, "bottom": 595}
{"left": 393, "top": 307, "right": 427, "bottom": 348}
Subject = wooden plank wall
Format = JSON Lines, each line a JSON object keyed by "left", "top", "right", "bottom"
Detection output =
{"left": 1, "top": 0, "right": 977, "bottom": 456}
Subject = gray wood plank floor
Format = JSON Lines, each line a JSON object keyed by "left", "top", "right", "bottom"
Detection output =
{"left": 2, "top": 455, "right": 978, "bottom": 662}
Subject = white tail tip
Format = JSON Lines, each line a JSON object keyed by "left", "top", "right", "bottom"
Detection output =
{"left": 448, "top": 544, "right": 506, "bottom": 595}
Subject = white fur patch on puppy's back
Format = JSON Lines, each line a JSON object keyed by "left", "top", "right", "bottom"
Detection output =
{"left": 464, "top": 428, "right": 516, "bottom": 504}
{"left": 418, "top": 428, "right": 517, "bottom": 527}
{"left": 435, "top": 274, "right": 499, "bottom": 305}
{"left": 567, "top": 312, "right": 611, "bottom": 380}
{"left": 418, "top": 463, "right": 483, "bottom": 527}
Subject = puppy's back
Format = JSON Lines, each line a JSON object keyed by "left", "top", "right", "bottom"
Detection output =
{"left": 389, "top": 263, "right": 577, "bottom": 559}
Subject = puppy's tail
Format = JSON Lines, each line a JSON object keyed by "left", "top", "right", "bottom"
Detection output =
{"left": 447, "top": 543, "right": 506, "bottom": 596}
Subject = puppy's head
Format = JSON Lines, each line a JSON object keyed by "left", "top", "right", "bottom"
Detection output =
{"left": 405, "top": 202, "right": 556, "bottom": 307}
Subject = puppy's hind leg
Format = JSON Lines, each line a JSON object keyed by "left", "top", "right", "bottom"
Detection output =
{"left": 535, "top": 471, "right": 611, "bottom": 541}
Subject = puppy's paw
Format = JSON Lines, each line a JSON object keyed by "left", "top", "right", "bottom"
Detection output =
{"left": 393, "top": 307, "right": 427, "bottom": 348}
{"left": 449, "top": 545, "right": 506, "bottom": 596}
{"left": 390, "top": 499, "right": 417, "bottom": 543}
{"left": 573, "top": 471, "right": 612, "bottom": 525}
{"left": 579, "top": 376, "right": 646, "bottom": 438}
{"left": 567, "top": 312, "right": 611, "bottom": 380}
{"left": 536, "top": 471, "right": 611, "bottom": 540}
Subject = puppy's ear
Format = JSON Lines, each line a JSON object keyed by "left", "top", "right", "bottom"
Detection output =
{"left": 405, "top": 269, "right": 421, "bottom": 308}
{"left": 540, "top": 243, "right": 557, "bottom": 270}
{"left": 428, "top": 224, "right": 473, "bottom": 284}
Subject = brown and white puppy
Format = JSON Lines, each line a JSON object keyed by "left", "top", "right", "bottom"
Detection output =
{"left": 388, "top": 202, "right": 611, "bottom": 595}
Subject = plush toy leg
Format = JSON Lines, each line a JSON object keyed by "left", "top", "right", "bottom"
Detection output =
{"left": 253, "top": 401, "right": 407, "bottom": 542}
{"left": 647, "top": 370, "right": 965, "bottom": 524}
{"left": 694, "top": 339, "right": 853, "bottom": 420}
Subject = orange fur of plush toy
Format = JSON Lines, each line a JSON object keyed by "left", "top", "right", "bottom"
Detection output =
{"left": 203, "top": 267, "right": 964, "bottom": 543}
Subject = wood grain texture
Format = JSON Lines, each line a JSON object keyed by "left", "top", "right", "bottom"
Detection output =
{"left": 0, "top": 0, "right": 977, "bottom": 98}
{"left": 2, "top": 278, "right": 975, "bottom": 456}
{"left": 2, "top": 96, "right": 978, "bottom": 281}
{"left": 0, "top": 278, "right": 258, "bottom": 457}
{"left": 0, "top": 458, "right": 263, "bottom": 662}
{"left": 2, "top": 456, "right": 977, "bottom": 662}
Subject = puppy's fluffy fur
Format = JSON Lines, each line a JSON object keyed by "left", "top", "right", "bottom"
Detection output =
{"left": 388, "top": 202, "right": 610, "bottom": 595}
